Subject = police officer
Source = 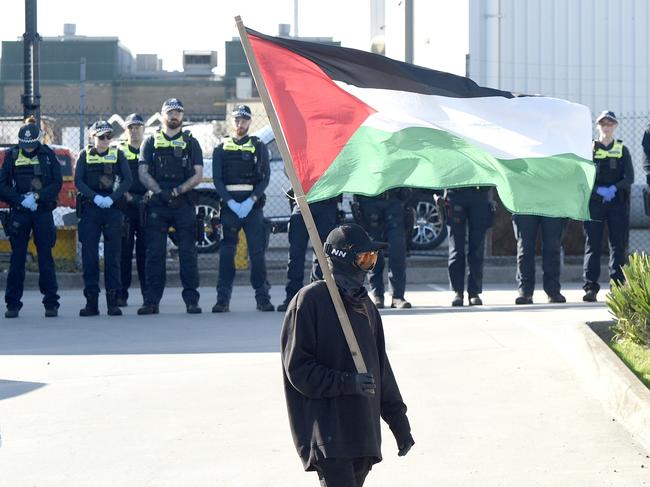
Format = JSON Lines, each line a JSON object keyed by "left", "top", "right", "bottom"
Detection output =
{"left": 116, "top": 113, "right": 147, "bottom": 307}
{"left": 75, "top": 121, "right": 132, "bottom": 316}
{"left": 276, "top": 193, "right": 339, "bottom": 312}
{"left": 137, "top": 98, "right": 203, "bottom": 315}
{"left": 354, "top": 190, "right": 411, "bottom": 309}
{"left": 0, "top": 122, "right": 62, "bottom": 318}
{"left": 583, "top": 111, "right": 634, "bottom": 302}
{"left": 512, "top": 215, "right": 567, "bottom": 304}
{"left": 212, "top": 104, "right": 273, "bottom": 312}
{"left": 446, "top": 186, "right": 494, "bottom": 306}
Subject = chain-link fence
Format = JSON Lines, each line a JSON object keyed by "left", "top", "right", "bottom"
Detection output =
{"left": 0, "top": 104, "right": 649, "bottom": 276}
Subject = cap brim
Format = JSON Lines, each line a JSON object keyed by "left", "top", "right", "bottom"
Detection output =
{"left": 93, "top": 129, "right": 113, "bottom": 136}
{"left": 357, "top": 240, "right": 389, "bottom": 252}
{"left": 126, "top": 121, "right": 144, "bottom": 127}
{"left": 232, "top": 112, "right": 251, "bottom": 119}
{"left": 18, "top": 140, "right": 39, "bottom": 149}
{"left": 163, "top": 107, "right": 184, "bottom": 113}
{"left": 597, "top": 116, "right": 617, "bottom": 124}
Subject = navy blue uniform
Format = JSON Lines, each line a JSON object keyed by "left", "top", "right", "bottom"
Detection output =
{"left": 583, "top": 140, "right": 634, "bottom": 292}
{"left": 117, "top": 142, "right": 147, "bottom": 304}
{"left": 446, "top": 187, "right": 493, "bottom": 297}
{"left": 0, "top": 145, "right": 62, "bottom": 311}
{"left": 75, "top": 146, "right": 132, "bottom": 298}
{"left": 512, "top": 215, "right": 566, "bottom": 297}
{"left": 284, "top": 197, "right": 338, "bottom": 305}
{"left": 356, "top": 193, "right": 407, "bottom": 301}
{"left": 139, "top": 130, "right": 203, "bottom": 307}
{"left": 212, "top": 135, "right": 271, "bottom": 305}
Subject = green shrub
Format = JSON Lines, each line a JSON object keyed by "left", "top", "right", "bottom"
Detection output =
{"left": 606, "top": 252, "right": 650, "bottom": 346}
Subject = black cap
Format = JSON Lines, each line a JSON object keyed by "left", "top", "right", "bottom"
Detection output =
{"left": 18, "top": 123, "right": 41, "bottom": 149}
{"left": 90, "top": 120, "right": 113, "bottom": 137}
{"left": 596, "top": 110, "right": 618, "bottom": 124}
{"left": 124, "top": 113, "right": 144, "bottom": 127}
{"left": 325, "top": 223, "right": 388, "bottom": 260}
{"left": 161, "top": 98, "right": 184, "bottom": 113}
{"left": 232, "top": 104, "right": 252, "bottom": 119}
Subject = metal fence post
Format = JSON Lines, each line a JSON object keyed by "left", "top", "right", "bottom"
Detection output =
{"left": 79, "top": 57, "right": 86, "bottom": 150}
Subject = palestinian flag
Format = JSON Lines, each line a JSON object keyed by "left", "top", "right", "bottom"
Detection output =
{"left": 245, "top": 28, "right": 595, "bottom": 220}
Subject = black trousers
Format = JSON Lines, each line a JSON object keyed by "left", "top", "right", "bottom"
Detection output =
{"left": 119, "top": 204, "right": 147, "bottom": 302}
{"left": 314, "top": 457, "right": 373, "bottom": 487}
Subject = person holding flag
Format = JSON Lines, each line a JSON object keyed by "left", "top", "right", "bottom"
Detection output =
{"left": 281, "top": 224, "right": 414, "bottom": 486}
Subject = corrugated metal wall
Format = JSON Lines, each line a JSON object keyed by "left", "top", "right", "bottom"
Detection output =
{"left": 470, "top": 0, "right": 650, "bottom": 112}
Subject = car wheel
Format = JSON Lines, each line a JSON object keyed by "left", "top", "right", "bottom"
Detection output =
{"left": 409, "top": 193, "right": 447, "bottom": 251}
{"left": 168, "top": 192, "right": 221, "bottom": 253}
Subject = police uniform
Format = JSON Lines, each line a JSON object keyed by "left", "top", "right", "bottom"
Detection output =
{"left": 0, "top": 124, "right": 62, "bottom": 318}
{"left": 446, "top": 186, "right": 494, "bottom": 306}
{"left": 138, "top": 127, "right": 203, "bottom": 313}
{"left": 354, "top": 189, "right": 411, "bottom": 309}
{"left": 75, "top": 122, "right": 132, "bottom": 316}
{"left": 212, "top": 106, "right": 272, "bottom": 312}
{"left": 277, "top": 194, "right": 339, "bottom": 312}
{"left": 583, "top": 115, "right": 634, "bottom": 301}
{"left": 116, "top": 134, "right": 147, "bottom": 306}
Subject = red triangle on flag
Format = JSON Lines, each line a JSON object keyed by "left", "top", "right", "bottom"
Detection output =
{"left": 249, "top": 34, "right": 376, "bottom": 195}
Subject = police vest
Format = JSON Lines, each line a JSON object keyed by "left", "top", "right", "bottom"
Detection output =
{"left": 118, "top": 141, "right": 146, "bottom": 195}
{"left": 151, "top": 130, "right": 193, "bottom": 189}
{"left": 12, "top": 147, "right": 46, "bottom": 194}
{"left": 593, "top": 139, "right": 625, "bottom": 185}
{"left": 84, "top": 145, "right": 119, "bottom": 194}
{"left": 222, "top": 136, "right": 262, "bottom": 193}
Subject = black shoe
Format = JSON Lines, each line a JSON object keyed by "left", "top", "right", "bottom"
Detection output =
{"left": 256, "top": 298, "right": 275, "bottom": 312}
{"left": 391, "top": 297, "right": 412, "bottom": 309}
{"left": 451, "top": 293, "right": 463, "bottom": 307}
{"left": 469, "top": 295, "right": 483, "bottom": 306}
{"left": 373, "top": 295, "right": 385, "bottom": 309}
{"left": 137, "top": 304, "right": 159, "bottom": 315}
{"left": 44, "top": 307, "right": 58, "bottom": 317}
{"left": 276, "top": 301, "right": 290, "bottom": 312}
{"left": 79, "top": 295, "right": 99, "bottom": 317}
{"left": 106, "top": 291, "right": 122, "bottom": 316}
{"left": 116, "top": 297, "right": 128, "bottom": 307}
{"left": 515, "top": 295, "right": 533, "bottom": 305}
{"left": 186, "top": 303, "right": 202, "bottom": 314}
{"left": 583, "top": 290, "right": 598, "bottom": 302}
{"left": 5, "top": 308, "right": 19, "bottom": 318}
{"left": 211, "top": 302, "right": 229, "bottom": 313}
{"left": 547, "top": 293, "right": 566, "bottom": 304}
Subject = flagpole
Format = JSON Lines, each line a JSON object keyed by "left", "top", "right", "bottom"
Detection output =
{"left": 235, "top": 16, "right": 367, "bottom": 374}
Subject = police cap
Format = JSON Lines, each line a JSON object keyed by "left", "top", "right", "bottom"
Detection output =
{"left": 124, "top": 113, "right": 145, "bottom": 127}
{"left": 18, "top": 123, "right": 41, "bottom": 149}
{"left": 90, "top": 120, "right": 113, "bottom": 137}
{"left": 596, "top": 110, "right": 618, "bottom": 124}
{"left": 161, "top": 98, "right": 184, "bottom": 113}
{"left": 232, "top": 104, "right": 252, "bottom": 120}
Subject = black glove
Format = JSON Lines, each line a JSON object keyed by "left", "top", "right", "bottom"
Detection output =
{"left": 397, "top": 433, "right": 415, "bottom": 456}
{"left": 342, "top": 373, "right": 376, "bottom": 398}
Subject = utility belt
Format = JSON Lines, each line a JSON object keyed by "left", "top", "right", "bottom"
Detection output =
{"left": 11, "top": 199, "right": 56, "bottom": 212}
{"left": 358, "top": 188, "right": 413, "bottom": 201}
{"left": 447, "top": 186, "right": 491, "bottom": 194}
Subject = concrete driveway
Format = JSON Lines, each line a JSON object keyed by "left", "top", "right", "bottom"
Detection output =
{"left": 0, "top": 285, "right": 647, "bottom": 486}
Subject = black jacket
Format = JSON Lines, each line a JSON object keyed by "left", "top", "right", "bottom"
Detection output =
{"left": 642, "top": 126, "right": 650, "bottom": 186}
{"left": 0, "top": 144, "right": 62, "bottom": 208}
{"left": 74, "top": 147, "right": 132, "bottom": 201}
{"left": 281, "top": 281, "right": 411, "bottom": 471}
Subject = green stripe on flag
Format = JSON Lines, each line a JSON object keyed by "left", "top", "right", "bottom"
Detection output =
{"left": 306, "top": 125, "right": 596, "bottom": 220}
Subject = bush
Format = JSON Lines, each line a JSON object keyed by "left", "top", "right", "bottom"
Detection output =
{"left": 606, "top": 253, "right": 650, "bottom": 346}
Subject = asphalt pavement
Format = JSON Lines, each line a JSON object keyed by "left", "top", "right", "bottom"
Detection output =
{"left": 0, "top": 284, "right": 648, "bottom": 486}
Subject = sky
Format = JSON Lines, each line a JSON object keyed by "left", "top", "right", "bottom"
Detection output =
{"left": 3, "top": 0, "right": 468, "bottom": 76}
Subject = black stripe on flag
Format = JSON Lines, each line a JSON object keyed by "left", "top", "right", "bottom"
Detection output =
{"left": 246, "top": 28, "right": 516, "bottom": 99}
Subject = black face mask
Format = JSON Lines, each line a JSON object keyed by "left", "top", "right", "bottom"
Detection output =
{"left": 328, "top": 257, "right": 368, "bottom": 305}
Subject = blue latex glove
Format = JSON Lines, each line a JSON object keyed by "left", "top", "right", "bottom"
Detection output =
{"left": 102, "top": 196, "right": 114, "bottom": 208}
{"left": 596, "top": 186, "right": 609, "bottom": 200}
{"left": 238, "top": 198, "right": 255, "bottom": 219}
{"left": 227, "top": 199, "right": 241, "bottom": 214}
{"left": 608, "top": 185, "right": 618, "bottom": 198}
{"left": 21, "top": 193, "right": 37, "bottom": 211}
{"left": 93, "top": 195, "right": 105, "bottom": 207}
